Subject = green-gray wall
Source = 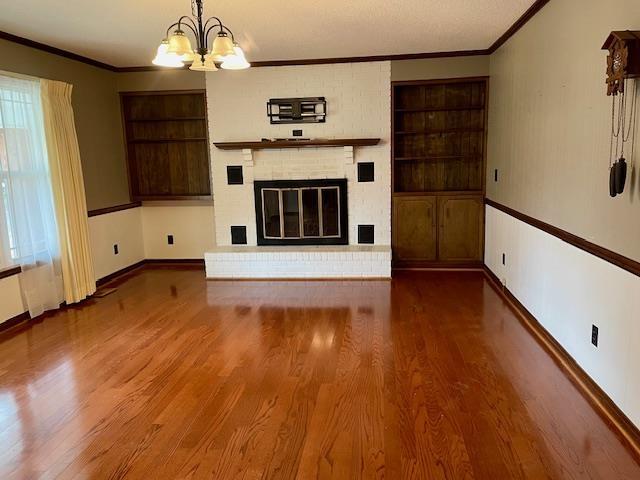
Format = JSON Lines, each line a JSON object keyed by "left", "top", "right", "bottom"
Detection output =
{"left": 391, "top": 56, "right": 489, "bottom": 82}
{"left": 0, "top": 38, "right": 128, "bottom": 211}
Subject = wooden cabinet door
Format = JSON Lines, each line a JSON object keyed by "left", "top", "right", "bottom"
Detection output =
{"left": 438, "top": 196, "right": 483, "bottom": 262}
{"left": 393, "top": 196, "right": 437, "bottom": 262}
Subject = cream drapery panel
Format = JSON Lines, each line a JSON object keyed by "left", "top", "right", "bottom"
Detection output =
{"left": 40, "top": 79, "right": 95, "bottom": 303}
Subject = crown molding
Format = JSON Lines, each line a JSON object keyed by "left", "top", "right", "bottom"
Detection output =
{"left": 0, "top": 0, "right": 551, "bottom": 73}
{"left": 0, "top": 30, "right": 118, "bottom": 71}
{"left": 487, "top": 0, "right": 550, "bottom": 53}
{"left": 114, "top": 49, "right": 488, "bottom": 72}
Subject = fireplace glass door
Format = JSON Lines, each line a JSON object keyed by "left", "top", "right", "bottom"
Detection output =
{"left": 262, "top": 187, "right": 340, "bottom": 239}
{"left": 255, "top": 179, "right": 348, "bottom": 245}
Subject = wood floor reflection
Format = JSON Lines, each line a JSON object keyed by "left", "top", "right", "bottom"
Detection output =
{"left": 0, "top": 266, "right": 638, "bottom": 479}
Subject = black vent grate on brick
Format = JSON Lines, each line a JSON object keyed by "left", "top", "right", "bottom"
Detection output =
{"left": 357, "top": 162, "right": 374, "bottom": 182}
{"left": 231, "top": 226, "right": 247, "bottom": 245}
{"left": 227, "top": 166, "right": 243, "bottom": 185}
{"left": 358, "top": 225, "right": 375, "bottom": 244}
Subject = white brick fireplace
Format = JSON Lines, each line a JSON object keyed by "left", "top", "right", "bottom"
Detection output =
{"left": 204, "top": 62, "right": 391, "bottom": 278}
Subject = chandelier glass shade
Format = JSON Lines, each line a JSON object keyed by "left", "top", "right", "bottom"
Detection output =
{"left": 221, "top": 45, "right": 251, "bottom": 70}
{"left": 152, "top": 40, "right": 184, "bottom": 67}
{"left": 211, "top": 33, "right": 235, "bottom": 61}
{"left": 153, "top": 0, "right": 250, "bottom": 71}
{"left": 189, "top": 54, "right": 218, "bottom": 71}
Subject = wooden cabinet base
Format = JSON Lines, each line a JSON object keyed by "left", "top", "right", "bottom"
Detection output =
{"left": 392, "top": 194, "right": 484, "bottom": 267}
{"left": 392, "top": 196, "right": 437, "bottom": 262}
{"left": 438, "top": 195, "right": 484, "bottom": 262}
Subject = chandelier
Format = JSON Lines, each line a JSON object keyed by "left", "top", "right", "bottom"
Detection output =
{"left": 152, "top": 0, "right": 250, "bottom": 71}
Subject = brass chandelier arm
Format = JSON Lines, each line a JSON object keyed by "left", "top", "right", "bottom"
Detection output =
{"left": 166, "top": 16, "right": 200, "bottom": 40}
{"left": 204, "top": 17, "right": 235, "bottom": 46}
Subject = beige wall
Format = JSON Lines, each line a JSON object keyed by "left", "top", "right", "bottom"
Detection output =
{"left": 89, "top": 207, "right": 145, "bottom": 281}
{"left": 141, "top": 202, "right": 215, "bottom": 259}
{"left": 116, "top": 70, "right": 205, "bottom": 92}
{"left": 391, "top": 56, "right": 489, "bottom": 82}
{"left": 0, "top": 274, "right": 25, "bottom": 324}
{"left": 0, "top": 39, "right": 129, "bottom": 211}
{"left": 487, "top": 0, "right": 640, "bottom": 262}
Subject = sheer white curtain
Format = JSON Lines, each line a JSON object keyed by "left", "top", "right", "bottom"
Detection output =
{"left": 0, "top": 74, "right": 62, "bottom": 317}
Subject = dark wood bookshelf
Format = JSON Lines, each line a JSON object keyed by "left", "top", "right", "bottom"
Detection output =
{"left": 127, "top": 116, "right": 207, "bottom": 122}
{"left": 392, "top": 77, "right": 488, "bottom": 267}
{"left": 128, "top": 138, "right": 208, "bottom": 144}
{"left": 394, "top": 105, "right": 485, "bottom": 113}
{"left": 395, "top": 154, "right": 482, "bottom": 162}
{"left": 120, "top": 90, "right": 211, "bottom": 201}
{"left": 395, "top": 127, "right": 485, "bottom": 135}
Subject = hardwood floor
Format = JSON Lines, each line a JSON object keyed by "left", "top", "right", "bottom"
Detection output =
{"left": 0, "top": 266, "right": 638, "bottom": 479}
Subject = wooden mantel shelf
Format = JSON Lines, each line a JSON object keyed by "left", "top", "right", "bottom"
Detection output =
{"left": 214, "top": 138, "right": 380, "bottom": 150}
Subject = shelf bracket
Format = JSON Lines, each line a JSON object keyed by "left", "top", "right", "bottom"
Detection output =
{"left": 343, "top": 146, "right": 354, "bottom": 164}
{"left": 241, "top": 148, "right": 254, "bottom": 166}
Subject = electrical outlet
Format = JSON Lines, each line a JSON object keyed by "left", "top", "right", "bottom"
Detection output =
{"left": 591, "top": 325, "right": 599, "bottom": 347}
{"left": 494, "top": 168, "right": 499, "bottom": 182}
{"left": 502, "top": 253, "right": 506, "bottom": 266}
{"left": 113, "top": 244, "right": 119, "bottom": 255}
{"left": 167, "top": 235, "right": 174, "bottom": 245}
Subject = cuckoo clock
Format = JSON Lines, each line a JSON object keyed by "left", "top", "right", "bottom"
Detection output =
{"left": 602, "top": 31, "right": 640, "bottom": 96}
{"left": 602, "top": 31, "right": 640, "bottom": 198}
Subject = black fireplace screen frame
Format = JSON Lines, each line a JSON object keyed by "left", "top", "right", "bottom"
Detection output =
{"left": 254, "top": 179, "right": 348, "bottom": 246}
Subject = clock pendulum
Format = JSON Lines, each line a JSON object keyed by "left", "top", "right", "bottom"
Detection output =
{"left": 608, "top": 80, "right": 637, "bottom": 197}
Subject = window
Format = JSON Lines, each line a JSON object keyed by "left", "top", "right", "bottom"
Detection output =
{"left": 0, "top": 75, "right": 58, "bottom": 268}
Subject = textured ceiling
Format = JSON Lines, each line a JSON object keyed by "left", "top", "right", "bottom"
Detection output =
{"left": 0, "top": 0, "right": 536, "bottom": 67}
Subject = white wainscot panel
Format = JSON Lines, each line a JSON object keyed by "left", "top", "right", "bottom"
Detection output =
{"left": 484, "top": 204, "right": 640, "bottom": 428}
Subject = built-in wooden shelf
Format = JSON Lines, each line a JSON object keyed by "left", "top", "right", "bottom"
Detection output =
{"left": 392, "top": 77, "right": 488, "bottom": 268}
{"left": 394, "top": 105, "right": 484, "bottom": 113}
{"left": 395, "top": 128, "right": 484, "bottom": 135}
{"left": 395, "top": 154, "right": 481, "bottom": 162}
{"left": 214, "top": 138, "right": 380, "bottom": 150}
{"left": 128, "top": 137, "right": 207, "bottom": 143}
{"left": 128, "top": 116, "right": 207, "bottom": 122}
{"left": 393, "top": 190, "right": 483, "bottom": 197}
{"left": 120, "top": 90, "right": 211, "bottom": 201}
